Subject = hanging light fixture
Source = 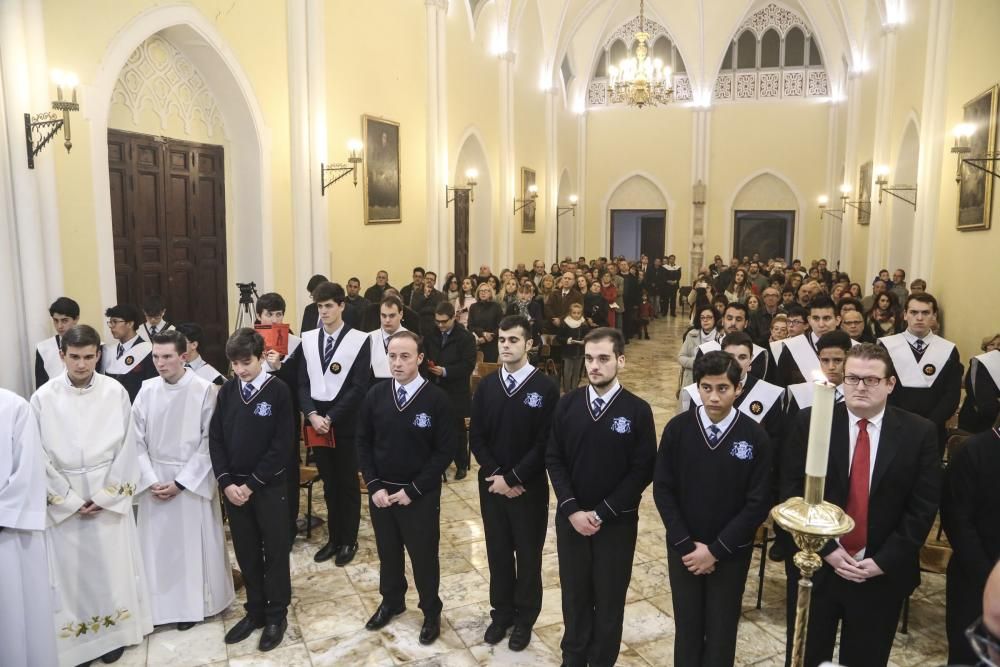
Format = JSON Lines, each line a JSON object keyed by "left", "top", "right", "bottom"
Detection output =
{"left": 606, "top": 0, "right": 672, "bottom": 108}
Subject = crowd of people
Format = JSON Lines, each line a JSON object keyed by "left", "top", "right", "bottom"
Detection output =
{"left": 2, "top": 250, "right": 999, "bottom": 667}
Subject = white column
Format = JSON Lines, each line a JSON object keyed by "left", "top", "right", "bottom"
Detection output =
{"left": 575, "top": 110, "right": 587, "bottom": 259}
{"left": 911, "top": 0, "right": 953, "bottom": 284}
{"left": 865, "top": 26, "right": 898, "bottom": 281}
{"left": 435, "top": 0, "right": 450, "bottom": 273}
{"left": 286, "top": 0, "right": 312, "bottom": 298}
{"left": 823, "top": 100, "right": 841, "bottom": 263}
{"left": 424, "top": 0, "right": 449, "bottom": 273}
{"left": 689, "top": 108, "right": 711, "bottom": 272}
{"left": 544, "top": 87, "right": 558, "bottom": 261}
{"left": 306, "top": 0, "right": 329, "bottom": 275}
{"left": 498, "top": 50, "right": 516, "bottom": 269}
{"left": 839, "top": 72, "right": 863, "bottom": 274}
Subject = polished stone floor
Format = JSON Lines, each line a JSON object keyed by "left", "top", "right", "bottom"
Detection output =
{"left": 127, "top": 314, "right": 948, "bottom": 666}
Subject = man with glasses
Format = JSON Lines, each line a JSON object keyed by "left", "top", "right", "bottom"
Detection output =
{"left": 102, "top": 304, "right": 157, "bottom": 403}
{"left": 423, "top": 302, "right": 477, "bottom": 480}
{"left": 780, "top": 343, "right": 940, "bottom": 666}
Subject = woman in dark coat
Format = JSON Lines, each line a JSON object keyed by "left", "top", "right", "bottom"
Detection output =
{"left": 468, "top": 282, "right": 504, "bottom": 362}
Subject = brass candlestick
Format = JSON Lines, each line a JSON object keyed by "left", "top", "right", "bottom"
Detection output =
{"left": 770, "top": 475, "right": 854, "bottom": 667}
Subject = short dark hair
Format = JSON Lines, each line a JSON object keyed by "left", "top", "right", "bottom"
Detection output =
{"left": 499, "top": 314, "right": 532, "bottom": 339}
{"left": 836, "top": 298, "right": 864, "bottom": 316}
{"left": 721, "top": 331, "right": 754, "bottom": 354}
{"left": 61, "top": 324, "right": 102, "bottom": 352}
{"left": 105, "top": 304, "right": 141, "bottom": 330}
{"left": 906, "top": 292, "right": 938, "bottom": 314}
{"left": 910, "top": 278, "right": 927, "bottom": 290}
{"left": 846, "top": 342, "right": 896, "bottom": 377}
{"left": 142, "top": 294, "right": 166, "bottom": 316}
{"left": 348, "top": 276, "right": 361, "bottom": 286}
{"left": 387, "top": 329, "right": 423, "bottom": 354}
{"left": 694, "top": 350, "right": 741, "bottom": 386}
{"left": 583, "top": 326, "right": 625, "bottom": 356}
{"left": 306, "top": 274, "right": 328, "bottom": 292}
{"left": 412, "top": 266, "right": 425, "bottom": 275}
{"left": 175, "top": 322, "right": 204, "bottom": 343}
{"left": 435, "top": 301, "right": 456, "bottom": 318}
{"left": 311, "top": 281, "right": 345, "bottom": 305}
{"left": 785, "top": 305, "right": 808, "bottom": 321}
{"left": 380, "top": 295, "right": 403, "bottom": 312}
{"left": 49, "top": 297, "right": 80, "bottom": 319}
{"left": 816, "top": 330, "right": 852, "bottom": 354}
{"left": 225, "top": 328, "right": 264, "bottom": 361}
{"left": 809, "top": 295, "right": 836, "bottom": 313}
{"left": 255, "top": 292, "right": 286, "bottom": 315}
{"left": 723, "top": 302, "right": 749, "bottom": 319}
{"left": 151, "top": 329, "right": 188, "bottom": 355}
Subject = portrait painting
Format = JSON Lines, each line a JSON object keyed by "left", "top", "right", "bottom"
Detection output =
{"left": 857, "top": 161, "right": 872, "bottom": 225}
{"left": 363, "top": 115, "right": 401, "bottom": 224}
{"left": 521, "top": 167, "right": 536, "bottom": 233}
{"left": 957, "top": 85, "right": 998, "bottom": 231}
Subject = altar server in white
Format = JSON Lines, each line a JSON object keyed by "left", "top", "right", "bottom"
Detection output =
{"left": 0, "top": 388, "right": 58, "bottom": 667}
{"left": 34, "top": 296, "right": 79, "bottom": 389}
{"left": 133, "top": 330, "right": 234, "bottom": 629}
{"left": 31, "top": 324, "right": 153, "bottom": 666}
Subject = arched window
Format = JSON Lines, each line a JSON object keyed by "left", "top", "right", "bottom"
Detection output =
{"left": 736, "top": 30, "right": 757, "bottom": 69}
{"left": 784, "top": 27, "right": 805, "bottom": 66}
{"left": 760, "top": 29, "right": 780, "bottom": 67}
{"left": 609, "top": 39, "right": 627, "bottom": 68}
{"left": 720, "top": 42, "right": 734, "bottom": 71}
{"left": 808, "top": 38, "right": 822, "bottom": 66}
{"left": 594, "top": 49, "right": 607, "bottom": 78}
{"left": 561, "top": 55, "right": 574, "bottom": 88}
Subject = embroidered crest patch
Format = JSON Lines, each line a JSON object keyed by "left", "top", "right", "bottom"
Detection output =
{"left": 253, "top": 402, "right": 273, "bottom": 417}
{"left": 413, "top": 413, "right": 432, "bottom": 428}
{"left": 923, "top": 364, "right": 936, "bottom": 376}
{"left": 124, "top": 355, "right": 135, "bottom": 366}
{"left": 610, "top": 416, "right": 632, "bottom": 434}
{"left": 524, "top": 392, "right": 544, "bottom": 408}
{"left": 730, "top": 441, "right": 754, "bottom": 460}
{"left": 749, "top": 400, "right": 764, "bottom": 415}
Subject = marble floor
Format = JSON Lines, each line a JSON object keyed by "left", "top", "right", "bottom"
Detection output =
{"left": 125, "top": 314, "right": 949, "bottom": 666}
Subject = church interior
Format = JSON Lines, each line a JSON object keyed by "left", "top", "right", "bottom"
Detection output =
{"left": 2, "top": 0, "right": 999, "bottom": 665}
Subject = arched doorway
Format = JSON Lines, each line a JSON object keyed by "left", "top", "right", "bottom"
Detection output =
{"left": 728, "top": 171, "right": 802, "bottom": 261}
{"left": 452, "top": 129, "right": 493, "bottom": 277}
{"left": 603, "top": 173, "right": 672, "bottom": 258}
{"left": 888, "top": 119, "right": 919, "bottom": 274}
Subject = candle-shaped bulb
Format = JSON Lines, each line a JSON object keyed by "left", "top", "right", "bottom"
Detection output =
{"left": 817, "top": 195, "right": 829, "bottom": 206}
{"left": 569, "top": 194, "right": 578, "bottom": 205}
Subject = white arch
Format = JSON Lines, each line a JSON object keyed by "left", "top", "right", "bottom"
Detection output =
{"left": 723, "top": 169, "right": 806, "bottom": 260}
{"left": 600, "top": 171, "right": 675, "bottom": 256}
{"left": 84, "top": 4, "right": 272, "bottom": 313}
{"left": 452, "top": 126, "right": 494, "bottom": 272}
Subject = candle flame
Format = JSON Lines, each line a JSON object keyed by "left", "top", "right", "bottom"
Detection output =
{"left": 811, "top": 370, "right": 831, "bottom": 385}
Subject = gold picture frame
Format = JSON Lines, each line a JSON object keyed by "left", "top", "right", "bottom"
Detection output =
{"left": 957, "top": 85, "right": 998, "bottom": 231}
{"left": 521, "top": 167, "right": 536, "bottom": 233}
{"left": 362, "top": 115, "right": 401, "bottom": 224}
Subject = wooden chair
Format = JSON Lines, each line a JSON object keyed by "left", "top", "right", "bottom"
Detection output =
{"left": 298, "top": 465, "right": 322, "bottom": 539}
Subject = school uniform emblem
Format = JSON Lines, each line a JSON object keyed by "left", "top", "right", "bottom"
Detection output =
{"left": 749, "top": 400, "right": 764, "bottom": 415}
{"left": 253, "top": 402, "right": 272, "bottom": 417}
{"left": 330, "top": 362, "right": 342, "bottom": 374}
{"left": 124, "top": 355, "right": 135, "bottom": 366}
{"left": 610, "top": 416, "right": 631, "bottom": 434}
{"left": 922, "top": 364, "right": 936, "bottom": 376}
{"left": 730, "top": 441, "right": 754, "bottom": 461}
{"left": 524, "top": 392, "right": 544, "bottom": 408}
{"left": 413, "top": 413, "right": 432, "bottom": 428}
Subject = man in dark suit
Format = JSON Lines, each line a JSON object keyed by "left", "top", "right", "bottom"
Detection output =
{"left": 781, "top": 342, "right": 940, "bottom": 667}
{"left": 400, "top": 267, "right": 426, "bottom": 310}
{"left": 300, "top": 274, "right": 328, "bottom": 334}
{"left": 423, "top": 301, "right": 477, "bottom": 480}
{"left": 363, "top": 270, "right": 393, "bottom": 303}
{"left": 361, "top": 287, "right": 421, "bottom": 335}
{"left": 343, "top": 277, "right": 370, "bottom": 330}
{"left": 543, "top": 272, "right": 583, "bottom": 335}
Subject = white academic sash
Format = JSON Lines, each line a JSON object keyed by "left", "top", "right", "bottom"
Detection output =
{"left": 681, "top": 383, "right": 701, "bottom": 412}
{"left": 302, "top": 327, "right": 369, "bottom": 401}
{"left": 101, "top": 340, "right": 152, "bottom": 375}
{"left": 261, "top": 334, "right": 302, "bottom": 373}
{"left": 188, "top": 358, "right": 224, "bottom": 383}
{"left": 770, "top": 339, "right": 784, "bottom": 360}
{"left": 973, "top": 350, "right": 1000, "bottom": 393}
{"left": 698, "top": 339, "right": 722, "bottom": 355}
{"left": 137, "top": 322, "right": 175, "bottom": 342}
{"left": 881, "top": 333, "right": 955, "bottom": 387}
{"left": 786, "top": 382, "right": 815, "bottom": 410}
{"left": 737, "top": 378, "right": 783, "bottom": 423}
{"left": 782, "top": 333, "right": 820, "bottom": 380}
{"left": 36, "top": 336, "right": 63, "bottom": 379}
{"left": 369, "top": 327, "right": 408, "bottom": 378}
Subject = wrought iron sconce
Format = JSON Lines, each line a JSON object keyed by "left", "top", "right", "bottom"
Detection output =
{"left": 557, "top": 194, "right": 578, "bottom": 218}
{"left": 513, "top": 184, "right": 538, "bottom": 214}
{"left": 874, "top": 165, "right": 916, "bottom": 209}
{"left": 445, "top": 169, "right": 478, "bottom": 208}
{"left": 817, "top": 193, "right": 845, "bottom": 222}
{"left": 25, "top": 70, "right": 80, "bottom": 169}
{"left": 320, "top": 139, "right": 364, "bottom": 195}
{"left": 951, "top": 122, "right": 1000, "bottom": 184}
{"left": 837, "top": 183, "right": 871, "bottom": 218}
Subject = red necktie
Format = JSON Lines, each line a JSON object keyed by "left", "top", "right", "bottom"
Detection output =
{"left": 841, "top": 418, "right": 870, "bottom": 556}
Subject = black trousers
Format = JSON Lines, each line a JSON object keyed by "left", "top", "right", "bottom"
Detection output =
{"left": 664, "top": 283, "right": 678, "bottom": 315}
{"left": 668, "top": 547, "right": 752, "bottom": 667}
{"left": 556, "top": 516, "right": 637, "bottom": 667}
{"left": 479, "top": 473, "right": 549, "bottom": 628}
{"left": 370, "top": 486, "right": 443, "bottom": 618}
{"left": 454, "top": 415, "right": 470, "bottom": 469}
{"left": 945, "top": 560, "right": 983, "bottom": 666}
{"left": 802, "top": 568, "right": 905, "bottom": 667}
{"left": 225, "top": 481, "right": 291, "bottom": 624}
{"left": 312, "top": 436, "right": 361, "bottom": 547}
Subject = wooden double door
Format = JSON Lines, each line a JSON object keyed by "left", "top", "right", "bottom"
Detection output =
{"left": 108, "top": 129, "right": 228, "bottom": 370}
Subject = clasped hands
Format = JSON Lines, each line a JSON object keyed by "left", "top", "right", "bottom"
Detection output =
{"left": 568, "top": 510, "right": 603, "bottom": 537}
{"left": 682, "top": 542, "right": 717, "bottom": 575}
{"left": 308, "top": 413, "right": 332, "bottom": 435}
{"left": 824, "top": 546, "right": 884, "bottom": 582}
{"left": 371, "top": 488, "right": 412, "bottom": 508}
{"left": 224, "top": 484, "right": 254, "bottom": 507}
{"left": 77, "top": 500, "right": 104, "bottom": 516}
{"left": 150, "top": 481, "right": 181, "bottom": 501}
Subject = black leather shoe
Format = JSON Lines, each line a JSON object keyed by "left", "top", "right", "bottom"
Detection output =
{"left": 258, "top": 619, "right": 287, "bottom": 652}
{"left": 176, "top": 621, "right": 196, "bottom": 631}
{"left": 334, "top": 543, "right": 359, "bottom": 567}
{"left": 483, "top": 620, "right": 511, "bottom": 644}
{"left": 508, "top": 625, "right": 531, "bottom": 651}
{"left": 419, "top": 616, "right": 440, "bottom": 645}
{"left": 100, "top": 647, "right": 125, "bottom": 663}
{"left": 366, "top": 603, "right": 405, "bottom": 630}
{"left": 454, "top": 466, "right": 468, "bottom": 480}
{"left": 768, "top": 542, "right": 786, "bottom": 562}
{"left": 314, "top": 541, "right": 337, "bottom": 563}
{"left": 224, "top": 615, "right": 264, "bottom": 644}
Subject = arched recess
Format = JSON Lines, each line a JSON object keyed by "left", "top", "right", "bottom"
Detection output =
{"left": 85, "top": 5, "right": 272, "bottom": 314}
{"left": 889, "top": 117, "right": 919, "bottom": 274}
{"left": 556, "top": 168, "right": 575, "bottom": 260}
{"left": 725, "top": 170, "right": 804, "bottom": 261}
{"left": 452, "top": 128, "right": 493, "bottom": 275}
{"left": 601, "top": 172, "right": 674, "bottom": 256}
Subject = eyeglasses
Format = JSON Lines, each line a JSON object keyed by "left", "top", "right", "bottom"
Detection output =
{"left": 843, "top": 375, "right": 887, "bottom": 387}
{"left": 435, "top": 318, "right": 453, "bottom": 325}
{"left": 787, "top": 319, "right": 806, "bottom": 326}
{"left": 966, "top": 617, "right": 1000, "bottom": 666}
{"left": 106, "top": 319, "right": 125, "bottom": 326}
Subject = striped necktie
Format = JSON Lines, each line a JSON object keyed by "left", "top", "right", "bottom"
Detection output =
{"left": 506, "top": 374, "right": 517, "bottom": 393}
{"left": 396, "top": 385, "right": 407, "bottom": 405}
{"left": 323, "top": 333, "right": 335, "bottom": 367}
{"left": 592, "top": 397, "right": 605, "bottom": 416}
{"left": 242, "top": 383, "right": 255, "bottom": 401}
{"left": 707, "top": 425, "right": 721, "bottom": 444}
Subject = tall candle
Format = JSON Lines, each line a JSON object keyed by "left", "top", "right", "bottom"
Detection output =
{"left": 804, "top": 378, "right": 836, "bottom": 478}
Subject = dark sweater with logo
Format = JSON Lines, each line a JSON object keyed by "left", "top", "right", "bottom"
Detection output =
{"left": 654, "top": 409, "right": 773, "bottom": 561}
{"left": 469, "top": 368, "right": 559, "bottom": 488}
{"left": 209, "top": 376, "right": 294, "bottom": 492}
{"left": 358, "top": 379, "right": 457, "bottom": 500}
{"left": 545, "top": 386, "right": 656, "bottom": 524}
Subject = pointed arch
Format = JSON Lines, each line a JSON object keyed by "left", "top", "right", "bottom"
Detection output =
{"left": 452, "top": 126, "right": 495, "bottom": 272}
{"left": 600, "top": 171, "right": 675, "bottom": 256}
{"left": 724, "top": 169, "right": 806, "bottom": 260}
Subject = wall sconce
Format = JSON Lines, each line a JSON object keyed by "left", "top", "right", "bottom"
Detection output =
{"left": 320, "top": 139, "right": 364, "bottom": 195}
{"left": 25, "top": 69, "right": 80, "bottom": 169}
{"left": 817, "top": 194, "right": 844, "bottom": 221}
{"left": 950, "top": 122, "right": 999, "bottom": 183}
{"left": 445, "top": 168, "right": 478, "bottom": 208}
{"left": 838, "top": 183, "right": 871, "bottom": 217}
{"left": 557, "top": 194, "right": 578, "bottom": 218}
{"left": 513, "top": 184, "right": 538, "bottom": 214}
{"left": 874, "top": 164, "right": 916, "bottom": 209}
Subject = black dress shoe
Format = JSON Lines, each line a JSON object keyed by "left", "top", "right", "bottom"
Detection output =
{"left": 366, "top": 603, "right": 405, "bottom": 630}
{"left": 176, "top": 621, "right": 196, "bottom": 631}
{"left": 483, "top": 620, "right": 511, "bottom": 644}
{"left": 768, "top": 542, "right": 787, "bottom": 562}
{"left": 314, "top": 541, "right": 337, "bottom": 563}
{"left": 419, "top": 616, "right": 440, "bottom": 645}
{"left": 508, "top": 625, "right": 531, "bottom": 651}
{"left": 258, "top": 619, "right": 287, "bottom": 652}
{"left": 454, "top": 466, "right": 468, "bottom": 480}
{"left": 334, "top": 543, "right": 358, "bottom": 567}
{"left": 100, "top": 647, "right": 125, "bottom": 663}
{"left": 224, "top": 615, "right": 264, "bottom": 644}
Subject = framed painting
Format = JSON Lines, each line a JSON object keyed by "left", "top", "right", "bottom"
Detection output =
{"left": 857, "top": 161, "right": 872, "bottom": 225}
{"left": 362, "top": 115, "right": 401, "bottom": 224}
{"left": 957, "top": 85, "right": 998, "bottom": 231}
{"left": 521, "top": 167, "right": 536, "bottom": 233}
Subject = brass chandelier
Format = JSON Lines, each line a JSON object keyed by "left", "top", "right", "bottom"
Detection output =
{"left": 607, "top": 0, "right": 672, "bottom": 108}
